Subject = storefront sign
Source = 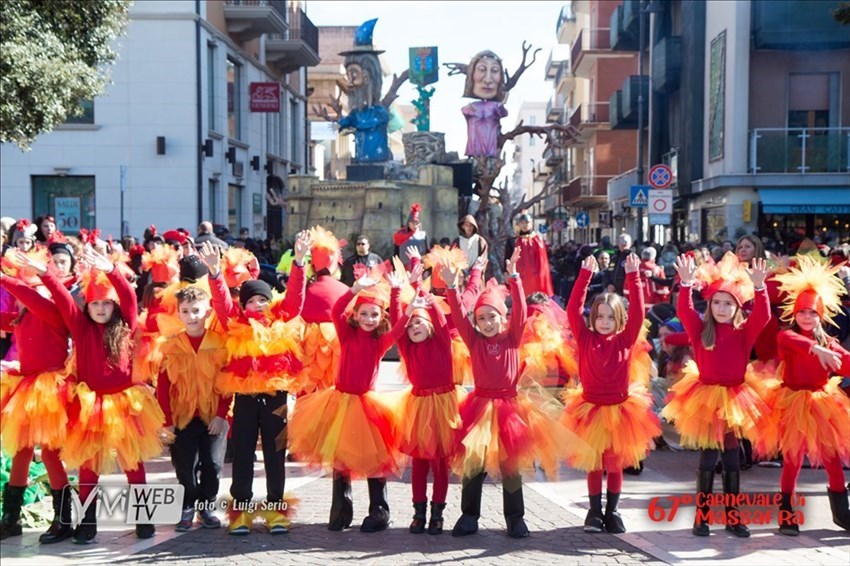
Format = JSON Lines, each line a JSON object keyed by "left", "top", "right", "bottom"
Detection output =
{"left": 250, "top": 82, "right": 280, "bottom": 112}
{"left": 55, "top": 197, "right": 81, "bottom": 231}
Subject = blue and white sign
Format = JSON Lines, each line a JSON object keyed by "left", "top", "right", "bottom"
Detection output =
{"left": 538, "top": 224, "right": 548, "bottom": 234}
{"left": 630, "top": 185, "right": 650, "bottom": 208}
{"left": 576, "top": 212, "right": 589, "bottom": 228}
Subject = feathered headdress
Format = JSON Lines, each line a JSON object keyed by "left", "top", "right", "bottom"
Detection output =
{"left": 309, "top": 226, "right": 345, "bottom": 272}
{"left": 12, "top": 219, "right": 37, "bottom": 243}
{"left": 422, "top": 245, "right": 468, "bottom": 289}
{"left": 141, "top": 245, "right": 180, "bottom": 284}
{"left": 695, "top": 251, "right": 754, "bottom": 306}
{"left": 1, "top": 246, "right": 50, "bottom": 286}
{"left": 46, "top": 230, "right": 67, "bottom": 244}
{"left": 473, "top": 278, "right": 510, "bottom": 318}
{"left": 78, "top": 228, "right": 102, "bottom": 247}
{"left": 348, "top": 261, "right": 392, "bottom": 313}
{"left": 775, "top": 254, "right": 846, "bottom": 327}
{"left": 80, "top": 266, "right": 118, "bottom": 303}
{"left": 221, "top": 247, "right": 258, "bottom": 289}
{"left": 407, "top": 203, "right": 422, "bottom": 224}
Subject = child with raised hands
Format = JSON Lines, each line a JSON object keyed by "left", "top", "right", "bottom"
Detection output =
{"left": 663, "top": 252, "right": 771, "bottom": 538}
{"left": 561, "top": 253, "right": 660, "bottom": 534}
{"left": 198, "top": 231, "right": 310, "bottom": 536}
{"left": 386, "top": 269, "right": 464, "bottom": 535}
{"left": 288, "top": 272, "right": 409, "bottom": 533}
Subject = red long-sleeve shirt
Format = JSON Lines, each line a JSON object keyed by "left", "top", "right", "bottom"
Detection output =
{"left": 157, "top": 333, "right": 230, "bottom": 427}
{"left": 677, "top": 282, "right": 770, "bottom": 386}
{"left": 208, "top": 263, "right": 305, "bottom": 328}
{"left": 0, "top": 276, "right": 70, "bottom": 375}
{"left": 332, "top": 288, "right": 408, "bottom": 395}
{"left": 568, "top": 269, "right": 645, "bottom": 405}
{"left": 777, "top": 329, "right": 850, "bottom": 391}
{"left": 447, "top": 276, "right": 526, "bottom": 391}
{"left": 390, "top": 291, "right": 453, "bottom": 391}
{"left": 301, "top": 274, "right": 350, "bottom": 323}
{"left": 751, "top": 274, "right": 782, "bottom": 361}
{"left": 409, "top": 256, "right": 483, "bottom": 337}
{"left": 41, "top": 269, "right": 137, "bottom": 393}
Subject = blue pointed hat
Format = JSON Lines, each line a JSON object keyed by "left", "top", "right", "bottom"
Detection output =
{"left": 339, "top": 18, "right": 385, "bottom": 56}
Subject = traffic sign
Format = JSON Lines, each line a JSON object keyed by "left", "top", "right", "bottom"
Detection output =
{"left": 649, "top": 213, "right": 672, "bottom": 225}
{"left": 552, "top": 219, "right": 566, "bottom": 231}
{"left": 648, "top": 189, "right": 673, "bottom": 215}
{"left": 648, "top": 164, "right": 673, "bottom": 189}
{"left": 630, "top": 185, "right": 650, "bottom": 208}
{"left": 576, "top": 212, "right": 589, "bottom": 227}
{"left": 538, "top": 224, "right": 548, "bottom": 234}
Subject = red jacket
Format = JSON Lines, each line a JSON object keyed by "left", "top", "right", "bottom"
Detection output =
{"left": 777, "top": 329, "right": 850, "bottom": 391}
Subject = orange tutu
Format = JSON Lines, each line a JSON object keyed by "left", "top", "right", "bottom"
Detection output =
{"left": 292, "top": 321, "right": 339, "bottom": 394}
{"left": 396, "top": 385, "right": 465, "bottom": 460}
{"left": 132, "top": 329, "right": 166, "bottom": 386}
{"left": 288, "top": 387, "right": 399, "bottom": 478}
{"left": 63, "top": 383, "right": 165, "bottom": 475}
{"left": 519, "top": 315, "right": 578, "bottom": 389}
{"left": 0, "top": 369, "right": 73, "bottom": 454}
{"left": 560, "top": 385, "right": 661, "bottom": 471}
{"left": 754, "top": 375, "right": 850, "bottom": 467}
{"left": 0, "top": 370, "right": 24, "bottom": 411}
{"left": 451, "top": 336, "right": 474, "bottom": 387}
{"left": 452, "top": 388, "right": 587, "bottom": 480}
{"left": 661, "top": 361, "right": 769, "bottom": 449}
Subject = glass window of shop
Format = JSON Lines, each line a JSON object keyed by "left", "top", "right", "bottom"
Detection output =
{"left": 228, "top": 183, "right": 242, "bottom": 234}
{"left": 760, "top": 213, "right": 850, "bottom": 251}
{"left": 32, "top": 176, "right": 96, "bottom": 231}
{"left": 701, "top": 207, "right": 727, "bottom": 242}
{"left": 226, "top": 58, "right": 241, "bottom": 140}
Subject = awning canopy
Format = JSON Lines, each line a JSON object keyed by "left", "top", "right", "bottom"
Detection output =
{"left": 759, "top": 188, "right": 850, "bottom": 214}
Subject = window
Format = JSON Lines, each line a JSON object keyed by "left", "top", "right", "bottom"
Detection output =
{"left": 208, "top": 178, "right": 218, "bottom": 222}
{"left": 207, "top": 43, "right": 217, "bottom": 132}
{"left": 32, "top": 176, "right": 96, "bottom": 231}
{"left": 228, "top": 184, "right": 242, "bottom": 234}
{"left": 267, "top": 109, "right": 280, "bottom": 156}
{"left": 227, "top": 58, "right": 241, "bottom": 140}
{"left": 64, "top": 99, "right": 94, "bottom": 124}
{"left": 290, "top": 99, "right": 299, "bottom": 165}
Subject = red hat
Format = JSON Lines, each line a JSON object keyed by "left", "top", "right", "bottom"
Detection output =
{"left": 141, "top": 246, "right": 180, "bottom": 284}
{"left": 162, "top": 229, "right": 188, "bottom": 246}
{"left": 696, "top": 252, "right": 754, "bottom": 306}
{"left": 80, "top": 267, "right": 118, "bottom": 303}
{"left": 407, "top": 203, "right": 422, "bottom": 224}
{"left": 473, "top": 278, "right": 509, "bottom": 318}
{"left": 793, "top": 289, "right": 824, "bottom": 317}
{"left": 221, "top": 247, "right": 258, "bottom": 289}
{"left": 309, "top": 226, "right": 345, "bottom": 272}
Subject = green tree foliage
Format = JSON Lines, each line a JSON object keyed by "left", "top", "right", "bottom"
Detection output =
{"left": 834, "top": 2, "right": 850, "bottom": 24}
{"left": 0, "top": 0, "right": 131, "bottom": 149}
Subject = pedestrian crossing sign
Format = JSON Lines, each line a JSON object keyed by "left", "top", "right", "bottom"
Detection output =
{"left": 630, "top": 185, "right": 650, "bottom": 208}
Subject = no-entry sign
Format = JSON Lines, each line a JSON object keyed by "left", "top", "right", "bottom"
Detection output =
{"left": 648, "top": 189, "right": 673, "bottom": 214}
{"left": 648, "top": 164, "right": 673, "bottom": 189}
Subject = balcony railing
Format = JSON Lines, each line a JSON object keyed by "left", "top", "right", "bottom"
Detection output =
{"left": 546, "top": 93, "right": 566, "bottom": 122}
{"left": 555, "top": 61, "right": 573, "bottom": 87}
{"left": 223, "top": 0, "right": 288, "bottom": 41}
{"left": 571, "top": 28, "right": 611, "bottom": 75}
{"left": 749, "top": 127, "right": 849, "bottom": 174}
{"left": 569, "top": 102, "right": 610, "bottom": 128}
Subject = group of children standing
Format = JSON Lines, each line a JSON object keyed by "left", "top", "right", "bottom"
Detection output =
{"left": 0, "top": 220, "right": 848, "bottom": 549}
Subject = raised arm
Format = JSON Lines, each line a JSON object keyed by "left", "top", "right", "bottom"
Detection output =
{"left": 621, "top": 256, "right": 645, "bottom": 344}
{"left": 743, "top": 258, "right": 771, "bottom": 348}
{"left": 507, "top": 276, "right": 527, "bottom": 342}
{"left": 331, "top": 289, "right": 357, "bottom": 341}
{"left": 274, "top": 231, "right": 312, "bottom": 321}
{"left": 673, "top": 254, "right": 703, "bottom": 342}
{"left": 40, "top": 271, "right": 84, "bottom": 335}
{"left": 198, "top": 242, "right": 239, "bottom": 329}
{"left": 567, "top": 258, "right": 594, "bottom": 343}
{"left": 0, "top": 275, "right": 65, "bottom": 330}
{"left": 107, "top": 266, "right": 138, "bottom": 331}
{"left": 446, "top": 287, "right": 476, "bottom": 347}
{"left": 458, "top": 256, "right": 486, "bottom": 313}
{"left": 380, "top": 308, "right": 411, "bottom": 353}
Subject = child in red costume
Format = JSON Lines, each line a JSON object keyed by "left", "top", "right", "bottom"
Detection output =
{"left": 754, "top": 255, "right": 850, "bottom": 535}
{"left": 25, "top": 247, "right": 165, "bottom": 544}
{"left": 663, "top": 252, "right": 770, "bottom": 538}
{"left": 387, "top": 268, "right": 465, "bottom": 535}
{"left": 504, "top": 212, "right": 553, "bottom": 296}
{"left": 289, "top": 274, "right": 409, "bottom": 533}
{"left": 562, "top": 254, "right": 661, "bottom": 534}
{"left": 0, "top": 250, "right": 75, "bottom": 544}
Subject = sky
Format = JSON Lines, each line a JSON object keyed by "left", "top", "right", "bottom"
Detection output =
{"left": 304, "top": 0, "right": 564, "bottom": 158}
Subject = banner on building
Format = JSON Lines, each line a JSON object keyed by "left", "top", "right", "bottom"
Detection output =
{"left": 250, "top": 82, "right": 281, "bottom": 112}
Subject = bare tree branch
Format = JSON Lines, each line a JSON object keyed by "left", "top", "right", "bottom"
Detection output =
{"left": 504, "top": 41, "right": 541, "bottom": 93}
{"left": 311, "top": 93, "right": 343, "bottom": 122}
{"left": 442, "top": 62, "right": 469, "bottom": 77}
{"left": 498, "top": 121, "right": 579, "bottom": 152}
{"left": 381, "top": 70, "right": 410, "bottom": 108}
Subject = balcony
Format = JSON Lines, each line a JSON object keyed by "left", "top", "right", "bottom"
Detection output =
{"left": 554, "top": 61, "right": 574, "bottom": 92}
{"left": 749, "top": 128, "right": 850, "bottom": 174}
{"left": 610, "top": 6, "right": 638, "bottom": 51}
{"left": 569, "top": 102, "right": 610, "bottom": 130}
{"left": 622, "top": 0, "right": 640, "bottom": 36}
{"left": 266, "top": 8, "right": 320, "bottom": 74}
{"left": 652, "top": 36, "right": 681, "bottom": 93}
{"left": 546, "top": 93, "right": 565, "bottom": 122}
{"left": 556, "top": 4, "right": 576, "bottom": 44}
{"left": 543, "top": 145, "right": 564, "bottom": 167}
{"left": 223, "top": 0, "right": 288, "bottom": 42}
{"left": 563, "top": 175, "right": 609, "bottom": 207}
{"left": 752, "top": 0, "right": 850, "bottom": 50}
{"left": 571, "top": 28, "right": 611, "bottom": 77}
{"left": 609, "top": 90, "right": 627, "bottom": 129}
{"left": 621, "top": 75, "right": 648, "bottom": 125}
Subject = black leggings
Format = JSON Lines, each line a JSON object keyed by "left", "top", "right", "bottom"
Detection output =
{"left": 229, "top": 391, "right": 288, "bottom": 503}
{"left": 698, "top": 432, "right": 740, "bottom": 472}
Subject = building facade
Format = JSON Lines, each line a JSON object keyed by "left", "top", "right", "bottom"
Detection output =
{"left": 510, "top": 101, "right": 547, "bottom": 232}
{"left": 0, "top": 0, "right": 319, "bottom": 241}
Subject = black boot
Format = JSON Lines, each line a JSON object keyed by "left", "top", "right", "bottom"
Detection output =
{"left": 502, "top": 477, "right": 529, "bottom": 538}
{"left": 428, "top": 502, "right": 445, "bottom": 535}
{"left": 409, "top": 501, "right": 427, "bottom": 534}
{"left": 360, "top": 478, "right": 390, "bottom": 533}
{"left": 604, "top": 491, "right": 626, "bottom": 534}
{"left": 328, "top": 473, "right": 353, "bottom": 531}
{"left": 39, "top": 487, "right": 74, "bottom": 544}
{"left": 452, "top": 472, "right": 486, "bottom": 537}
{"left": 72, "top": 500, "right": 97, "bottom": 545}
{"left": 692, "top": 470, "right": 714, "bottom": 537}
{"left": 584, "top": 494, "right": 604, "bottom": 533}
{"left": 0, "top": 484, "right": 25, "bottom": 540}
{"left": 778, "top": 492, "right": 799, "bottom": 536}
{"left": 722, "top": 471, "right": 750, "bottom": 538}
{"left": 827, "top": 488, "right": 850, "bottom": 531}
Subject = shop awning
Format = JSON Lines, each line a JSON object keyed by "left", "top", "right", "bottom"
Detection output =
{"left": 759, "top": 188, "right": 850, "bottom": 214}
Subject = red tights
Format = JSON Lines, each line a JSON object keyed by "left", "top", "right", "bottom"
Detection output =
{"left": 9, "top": 447, "right": 68, "bottom": 490}
{"left": 78, "top": 464, "right": 147, "bottom": 503}
{"left": 586, "top": 450, "right": 624, "bottom": 496}
{"left": 780, "top": 451, "right": 846, "bottom": 494}
{"left": 411, "top": 457, "right": 449, "bottom": 503}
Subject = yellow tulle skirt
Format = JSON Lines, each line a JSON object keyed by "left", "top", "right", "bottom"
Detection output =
{"left": 754, "top": 376, "right": 850, "bottom": 467}
{"left": 0, "top": 369, "right": 73, "bottom": 454}
{"left": 63, "top": 382, "right": 165, "bottom": 475}
{"left": 661, "top": 361, "right": 769, "bottom": 449}
{"left": 560, "top": 385, "right": 661, "bottom": 471}
{"left": 451, "top": 336, "right": 474, "bottom": 387}
{"left": 288, "top": 387, "right": 399, "bottom": 478}
{"left": 293, "top": 322, "right": 339, "bottom": 394}
{"left": 396, "top": 385, "right": 465, "bottom": 460}
{"left": 452, "top": 388, "right": 588, "bottom": 480}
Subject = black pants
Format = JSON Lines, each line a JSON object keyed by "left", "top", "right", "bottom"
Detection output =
{"left": 171, "top": 417, "right": 228, "bottom": 510}
{"left": 230, "top": 391, "right": 288, "bottom": 503}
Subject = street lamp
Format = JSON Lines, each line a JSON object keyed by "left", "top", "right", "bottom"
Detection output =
{"left": 636, "top": 0, "right": 663, "bottom": 245}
